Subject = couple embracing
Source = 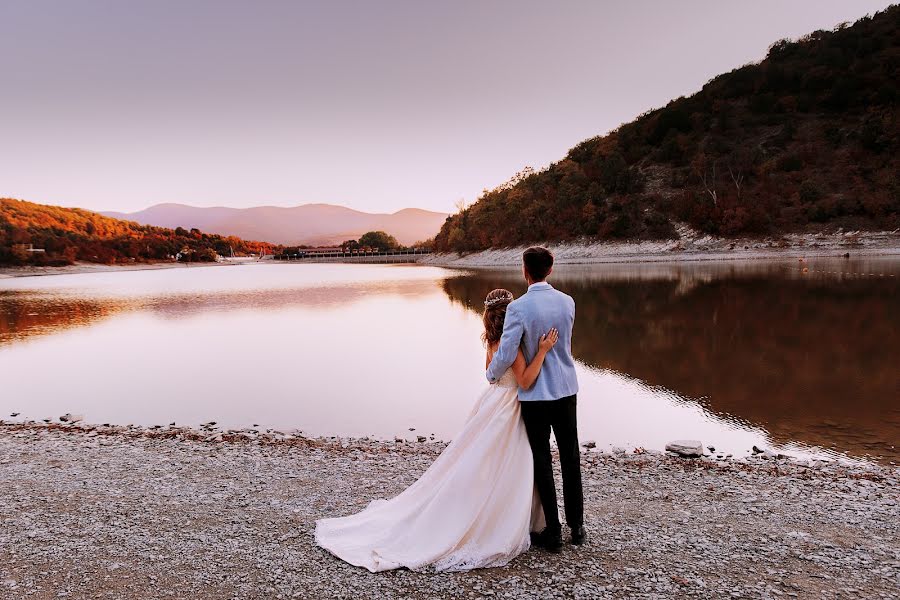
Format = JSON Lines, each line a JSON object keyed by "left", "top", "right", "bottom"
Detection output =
{"left": 316, "top": 247, "right": 584, "bottom": 572}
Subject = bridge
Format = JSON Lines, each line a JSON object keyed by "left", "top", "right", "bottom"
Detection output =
{"left": 272, "top": 248, "right": 432, "bottom": 264}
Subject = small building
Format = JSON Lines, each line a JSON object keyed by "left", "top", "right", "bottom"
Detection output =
{"left": 13, "top": 243, "right": 45, "bottom": 253}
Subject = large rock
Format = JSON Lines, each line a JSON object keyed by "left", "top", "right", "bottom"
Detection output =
{"left": 665, "top": 440, "right": 704, "bottom": 458}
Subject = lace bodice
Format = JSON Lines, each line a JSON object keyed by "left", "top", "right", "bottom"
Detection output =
{"left": 494, "top": 369, "right": 518, "bottom": 389}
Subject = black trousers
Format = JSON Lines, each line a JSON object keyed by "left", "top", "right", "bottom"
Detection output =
{"left": 520, "top": 394, "right": 583, "bottom": 531}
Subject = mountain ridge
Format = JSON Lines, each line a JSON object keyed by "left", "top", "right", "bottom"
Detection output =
{"left": 103, "top": 203, "right": 448, "bottom": 246}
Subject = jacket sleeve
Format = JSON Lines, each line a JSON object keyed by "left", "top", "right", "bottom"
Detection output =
{"left": 570, "top": 296, "right": 576, "bottom": 336}
{"left": 486, "top": 303, "right": 524, "bottom": 383}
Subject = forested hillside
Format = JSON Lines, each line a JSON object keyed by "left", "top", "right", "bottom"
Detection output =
{"left": 435, "top": 6, "right": 899, "bottom": 252}
{"left": 0, "top": 198, "right": 279, "bottom": 266}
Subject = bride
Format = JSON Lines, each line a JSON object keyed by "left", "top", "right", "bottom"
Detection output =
{"left": 314, "top": 288, "right": 557, "bottom": 572}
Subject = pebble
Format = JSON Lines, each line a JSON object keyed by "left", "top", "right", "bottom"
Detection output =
{"left": 0, "top": 422, "right": 897, "bottom": 599}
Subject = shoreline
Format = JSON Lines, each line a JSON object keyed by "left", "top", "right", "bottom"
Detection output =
{"left": 2, "top": 230, "right": 899, "bottom": 277}
{"left": 420, "top": 229, "right": 900, "bottom": 267}
{"left": 1, "top": 420, "right": 895, "bottom": 473}
{"left": 1, "top": 422, "right": 897, "bottom": 599}
{"left": 0, "top": 258, "right": 256, "bottom": 279}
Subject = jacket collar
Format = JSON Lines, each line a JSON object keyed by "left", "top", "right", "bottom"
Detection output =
{"left": 527, "top": 281, "right": 553, "bottom": 292}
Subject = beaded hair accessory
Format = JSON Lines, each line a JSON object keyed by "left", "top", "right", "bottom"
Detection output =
{"left": 484, "top": 291, "right": 514, "bottom": 308}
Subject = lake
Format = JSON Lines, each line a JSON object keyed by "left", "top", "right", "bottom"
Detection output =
{"left": 1, "top": 258, "right": 898, "bottom": 464}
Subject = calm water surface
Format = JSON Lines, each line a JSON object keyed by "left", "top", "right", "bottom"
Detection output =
{"left": 1, "top": 259, "right": 897, "bottom": 463}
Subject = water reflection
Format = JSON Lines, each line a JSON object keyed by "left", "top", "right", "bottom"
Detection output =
{"left": 441, "top": 258, "right": 900, "bottom": 462}
{"left": 1, "top": 260, "right": 897, "bottom": 464}
{"left": 0, "top": 264, "right": 442, "bottom": 334}
{"left": 0, "top": 292, "right": 130, "bottom": 345}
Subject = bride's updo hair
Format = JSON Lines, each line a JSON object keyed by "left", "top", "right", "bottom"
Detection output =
{"left": 482, "top": 288, "right": 514, "bottom": 346}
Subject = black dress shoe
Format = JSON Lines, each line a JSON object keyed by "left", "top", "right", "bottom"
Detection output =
{"left": 530, "top": 528, "right": 563, "bottom": 553}
{"left": 571, "top": 525, "right": 586, "bottom": 546}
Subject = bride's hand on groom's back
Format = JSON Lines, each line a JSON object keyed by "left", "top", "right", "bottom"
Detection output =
{"left": 539, "top": 328, "right": 558, "bottom": 353}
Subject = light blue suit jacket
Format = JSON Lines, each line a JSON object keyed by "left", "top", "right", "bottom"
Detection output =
{"left": 486, "top": 282, "right": 578, "bottom": 401}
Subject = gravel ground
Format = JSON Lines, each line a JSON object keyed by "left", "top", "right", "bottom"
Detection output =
{"left": 1, "top": 423, "right": 897, "bottom": 599}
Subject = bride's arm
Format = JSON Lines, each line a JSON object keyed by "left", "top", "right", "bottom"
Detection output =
{"left": 485, "top": 344, "right": 496, "bottom": 370}
{"left": 510, "top": 328, "right": 558, "bottom": 389}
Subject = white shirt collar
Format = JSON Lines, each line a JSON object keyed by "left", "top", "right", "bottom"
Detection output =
{"left": 528, "top": 281, "right": 552, "bottom": 291}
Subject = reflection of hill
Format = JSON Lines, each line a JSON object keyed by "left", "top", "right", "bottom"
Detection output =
{"left": 143, "top": 279, "right": 439, "bottom": 319}
{"left": 441, "top": 268, "right": 900, "bottom": 461}
{"left": 0, "top": 279, "right": 440, "bottom": 343}
{"left": 0, "top": 293, "right": 129, "bottom": 345}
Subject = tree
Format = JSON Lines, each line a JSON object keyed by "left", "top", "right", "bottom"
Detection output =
{"left": 726, "top": 146, "right": 754, "bottom": 201}
{"left": 1, "top": 197, "right": 282, "bottom": 266}
{"left": 358, "top": 231, "right": 399, "bottom": 251}
{"left": 692, "top": 153, "right": 718, "bottom": 207}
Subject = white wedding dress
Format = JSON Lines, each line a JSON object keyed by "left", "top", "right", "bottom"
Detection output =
{"left": 315, "top": 369, "right": 544, "bottom": 572}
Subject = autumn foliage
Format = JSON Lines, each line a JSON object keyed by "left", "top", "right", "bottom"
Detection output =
{"left": 0, "top": 198, "right": 280, "bottom": 266}
{"left": 435, "top": 6, "right": 900, "bottom": 252}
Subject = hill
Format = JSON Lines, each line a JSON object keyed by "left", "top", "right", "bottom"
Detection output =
{"left": 0, "top": 198, "right": 279, "bottom": 266}
{"left": 103, "top": 203, "right": 448, "bottom": 246}
{"left": 434, "top": 6, "right": 900, "bottom": 253}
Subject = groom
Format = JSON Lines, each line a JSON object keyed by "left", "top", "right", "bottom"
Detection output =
{"left": 486, "top": 247, "right": 584, "bottom": 552}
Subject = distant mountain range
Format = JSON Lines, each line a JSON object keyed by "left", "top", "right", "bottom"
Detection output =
{"left": 103, "top": 203, "right": 448, "bottom": 246}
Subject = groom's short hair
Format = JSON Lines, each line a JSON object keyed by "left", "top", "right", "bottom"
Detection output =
{"left": 523, "top": 247, "right": 553, "bottom": 281}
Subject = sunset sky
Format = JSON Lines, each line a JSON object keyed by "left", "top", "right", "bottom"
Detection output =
{"left": 0, "top": 0, "right": 893, "bottom": 215}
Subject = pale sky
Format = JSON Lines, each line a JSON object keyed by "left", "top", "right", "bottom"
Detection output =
{"left": 0, "top": 0, "right": 893, "bottom": 214}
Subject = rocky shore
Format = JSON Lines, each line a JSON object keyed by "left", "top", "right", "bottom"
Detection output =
{"left": 420, "top": 228, "right": 900, "bottom": 267}
{"left": 1, "top": 422, "right": 897, "bottom": 599}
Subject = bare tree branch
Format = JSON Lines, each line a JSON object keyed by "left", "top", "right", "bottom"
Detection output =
{"left": 727, "top": 164, "right": 744, "bottom": 200}
{"left": 700, "top": 160, "right": 718, "bottom": 207}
